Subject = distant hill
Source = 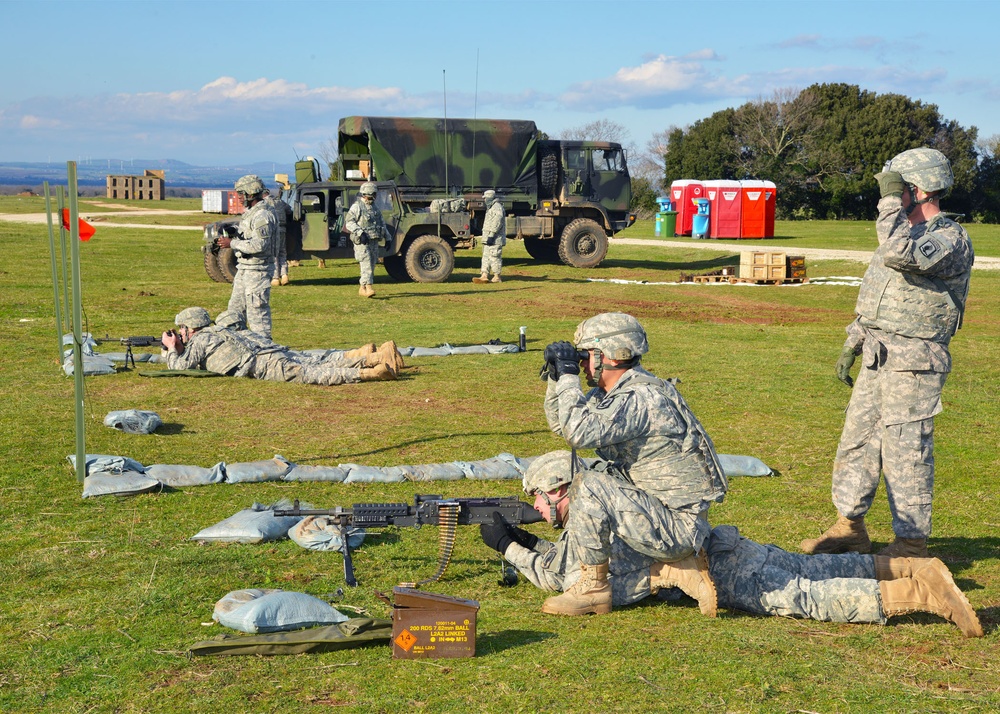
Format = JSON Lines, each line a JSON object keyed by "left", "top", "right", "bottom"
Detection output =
{"left": 0, "top": 159, "right": 295, "bottom": 192}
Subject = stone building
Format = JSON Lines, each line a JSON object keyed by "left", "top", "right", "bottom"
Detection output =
{"left": 106, "top": 169, "right": 165, "bottom": 200}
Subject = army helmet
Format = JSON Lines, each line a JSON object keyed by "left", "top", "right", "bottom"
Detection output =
{"left": 175, "top": 307, "right": 211, "bottom": 329}
{"left": 574, "top": 312, "right": 649, "bottom": 361}
{"left": 215, "top": 310, "right": 245, "bottom": 330}
{"left": 359, "top": 181, "right": 378, "bottom": 197}
{"left": 483, "top": 189, "right": 497, "bottom": 206}
{"left": 234, "top": 174, "right": 266, "bottom": 197}
{"left": 886, "top": 148, "right": 953, "bottom": 194}
{"left": 523, "top": 450, "right": 581, "bottom": 496}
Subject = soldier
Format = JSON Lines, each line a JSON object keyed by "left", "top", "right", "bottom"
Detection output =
{"left": 473, "top": 190, "right": 506, "bottom": 284}
{"left": 263, "top": 188, "right": 291, "bottom": 287}
{"left": 801, "top": 149, "right": 974, "bottom": 559}
{"left": 345, "top": 182, "right": 391, "bottom": 298}
{"left": 538, "top": 313, "right": 727, "bottom": 616}
{"left": 480, "top": 451, "right": 982, "bottom": 637}
{"left": 160, "top": 307, "right": 399, "bottom": 385}
{"left": 216, "top": 175, "right": 278, "bottom": 338}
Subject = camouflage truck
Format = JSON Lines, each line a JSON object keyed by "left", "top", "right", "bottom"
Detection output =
{"left": 202, "top": 158, "right": 473, "bottom": 283}
{"left": 335, "top": 116, "right": 635, "bottom": 269}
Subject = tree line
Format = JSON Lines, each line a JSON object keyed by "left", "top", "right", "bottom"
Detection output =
{"left": 659, "top": 83, "right": 1000, "bottom": 222}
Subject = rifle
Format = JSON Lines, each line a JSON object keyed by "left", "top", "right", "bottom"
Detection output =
{"left": 274, "top": 494, "right": 544, "bottom": 588}
{"left": 95, "top": 334, "right": 167, "bottom": 368}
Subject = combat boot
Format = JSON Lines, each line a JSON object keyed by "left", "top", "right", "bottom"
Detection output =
{"left": 541, "top": 562, "right": 612, "bottom": 616}
{"left": 878, "top": 537, "right": 928, "bottom": 558}
{"left": 472, "top": 273, "right": 489, "bottom": 284}
{"left": 875, "top": 555, "right": 949, "bottom": 581}
{"left": 374, "top": 340, "right": 405, "bottom": 372}
{"left": 343, "top": 343, "right": 377, "bottom": 361}
{"left": 280, "top": 274, "right": 289, "bottom": 286}
{"left": 317, "top": 259, "right": 326, "bottom": 269}
{"left": 271, "top": 277, "right": 281, "bottom": 287}
{"left": 288, "top": 260, "right": 301, "bottom": 267}
{"left": 879, "top": 561, "right": 983, "bottom": 637}
{"left": 800, "top": 515, "right": 871, "bottom": 554}
{"left": 364, "top": 284, "right": 376, "bottom": 298}
{"left": 650, "top": 550, "right": 717, "bottom": 617}
{"left": 491, "top": 275, "right": 502, "bottom": 283}
{"left": 359, "top": 364, "right": 397, "bottom": 382}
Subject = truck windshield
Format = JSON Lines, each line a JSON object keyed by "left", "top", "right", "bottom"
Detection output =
{"left": 594, "top": 149, "right": 624, "bottom": 172}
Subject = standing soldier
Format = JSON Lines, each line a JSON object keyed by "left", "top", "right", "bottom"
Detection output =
{"left": 263, "top": 188, "right": 291, "bottom": 287}
{"left": 216, "top": 175, "right": 278, "bottom": 339}
{"left": 345, "top": 182, "right": 391, "bottom": 298}
{"left": 473, "top": 190, "right": 506, "bottom": 284}
{"left": 801, "top": 148, "right": 974, "bottom": 559}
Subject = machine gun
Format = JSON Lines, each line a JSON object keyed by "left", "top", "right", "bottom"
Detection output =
{"left": 274, "top": 494, "right": 544, "bottom": 588}
{"left": 95, "top": 334, "right": 167, "bottom": 368}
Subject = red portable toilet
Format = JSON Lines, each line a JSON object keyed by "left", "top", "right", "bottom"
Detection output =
{"left": 740, "top": 180, "right": 773, "bottom": 238}
{"left": 762, "top": 180, "right": 776, "bottom": 237}
{"left": 703, "top": 180, "right": 742, "bottom": 239}
{"left": 670, "top": 180, "right": 704, "bottom": 236}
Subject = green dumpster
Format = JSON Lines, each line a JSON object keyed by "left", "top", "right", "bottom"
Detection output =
{"left": 662, "top": 211, "right": 677, "bottom": 237}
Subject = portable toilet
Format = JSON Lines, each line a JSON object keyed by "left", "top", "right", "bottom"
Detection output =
{"left": 740, "top": 180, "right": 770, "bottom": 238}
{"left": 762, "top": 180, "right": 777, "bottom": 237}
{"left": 703, "top": 180, "right": 742, "bottom": 239}
{"left": 670, "top": 180, "right": 704, "bottom": 236}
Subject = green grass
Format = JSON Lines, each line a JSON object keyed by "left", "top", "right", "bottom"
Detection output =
{"left": 2, "top": 213, "right": 999, "bottom": 713}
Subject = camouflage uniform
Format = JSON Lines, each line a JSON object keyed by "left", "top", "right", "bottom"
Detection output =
{"left": 165, "top": 326, "right": 363, "bottom": 386}
{"left": 264, "top": 194, "right": 290, "bottom": 282}
{"left": 479, "top": 193, "right": 506, "bottom": 279}
{"left": 831, "top": 196, "right": 973, "bottom": 539}
{"left": 228, "top": 200, "right": 278, "bottom": 338}
{"left": 505, "top": 523, "right": 882, "bottom": 622}
{"left": 545, "top": 365, "right": 728, "bottom": 565}
{"left": 345, "top": 194, "right": 390, "bottom": 287}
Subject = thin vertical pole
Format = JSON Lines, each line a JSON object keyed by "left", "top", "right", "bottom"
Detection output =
{"left": 58, "top": 187, "right": 71, "bottom": 334}
{"left": 44, "top": 181, "right": 65, "bottom": 365}
{"left": 67, "top": 162, "right": 86, "bottom": 483}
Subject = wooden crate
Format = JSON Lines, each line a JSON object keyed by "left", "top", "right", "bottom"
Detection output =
{"left": 786, "top": 255, "right": 806, "bottom": 280}
{"left": 739, "top": 251, "right": 786, "bottom": 280}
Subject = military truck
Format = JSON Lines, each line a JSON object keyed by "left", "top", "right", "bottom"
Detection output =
{"left": 335, "top": 116, "right": 635, "bottom": 268}
{"left": 202, "top": 157, "right": 473, "bottom": 283}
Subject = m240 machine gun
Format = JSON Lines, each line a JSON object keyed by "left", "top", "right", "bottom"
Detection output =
{"left": 274, "top": 495, "right": 543, "bottom": 588}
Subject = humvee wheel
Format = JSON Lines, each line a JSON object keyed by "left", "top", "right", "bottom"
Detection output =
{"left": 404, "top": 234, "right": 454, "bottom": 283}
{"left": 558, "top": 218, "right": 608, "bottom": 269}
{"left": 523, "top": 236, "right": 560, "bottom": 262}
{"left": 217, "top": 247, "right": 238, "bottom": 283}
{"left": 204, "top": 246, "right": 228, "bottom": 283}
{"left": 382, "top": 253, "right": 413, "bottom": 282}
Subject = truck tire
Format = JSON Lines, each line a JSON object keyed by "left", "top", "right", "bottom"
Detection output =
{"left": 558, "top": 218, "right": 608, "bottom": 269}
{"left": 539, "top": 147, "right": 559, "bottom": 198}
{"left": 404, "top": 234, "right": 455, "bottom": 283}
{"left": 204, "top": 247, "right": 229, "bottom": 283}
{"left": 217, "top": 247, "right": 238, "bottom": 283}
{"left": 523, "top": 236, "right": 560, "bottom": 262}
{"left": 382, "top": 253, "right": 413, "bottom": 282}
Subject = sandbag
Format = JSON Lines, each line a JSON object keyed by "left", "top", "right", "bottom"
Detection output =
{"left": 82, "top": 471, "right": 161, "bottom": 498}
{"left": 224, "top": 455, "right": 292, "bottom": 483}
{"left": 459, "top": 454, "right": 524, "bottom": 480}
{"left": 282, "top": 464, "right": 348, "bottom": 482}
{"left": 145, "top": 462, "right": 225, "bottom": 487}
{"left": 63, "top": 353, "right": 117, "bottom": 376}
{"left": 289, "top": 516, "right": 367, "bottom": 552}
{"left": 67, "top": 453, "right": 146, "bottom": 476}
{"left": 408, "top": 346, "right": 453, "bottom": 357}
{"left": 399, "top": 462, "right": 466, "bottom": 482}
{"left": 189, "top": 617, "right": 393, "bottom": 656}
{"left": 103, "top": 409, "right": 162, "bottom": 435}
{"left": 718, "top": 454, "right": 774, "bottom": 477}
{"left": 190, "top": 501, "right": 303, "bottom": 543}
{"left": 103, "top": 351, "right": 154, "bottom": 363}
{"left": 341, "top": 464, "right": 407, "bottom": 484}
{"left": 448, "top": 345, "right": 490, "bottom": 355}
{"left": 212, "top": 588, "right": 348, "bottom": 633}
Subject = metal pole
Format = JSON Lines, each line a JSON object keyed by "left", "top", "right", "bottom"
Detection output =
{"left": 44, "top": 182, "right": 65, "bottom": 365}
{"left": 58, "top": 186, "right": 71, "bottom": 334}
{"left": 67, "top": 162, "right": 86, "bottom": 483}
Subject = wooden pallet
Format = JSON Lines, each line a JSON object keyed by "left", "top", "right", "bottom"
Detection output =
{"left": 683, "top": 274, "right": 808, "bottom": 285}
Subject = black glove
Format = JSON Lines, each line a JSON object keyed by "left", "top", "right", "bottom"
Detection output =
{"left": 508, "top": 525, "right": 538, "bottom": 550}
{"left": 483, "top": 235, "right": 495, "bottom": 247}
{"left": 547, "top": 340, "right": 581, "bottom": 378}
{"left": 479, "top": 512, "right": 514, "bottom": 555}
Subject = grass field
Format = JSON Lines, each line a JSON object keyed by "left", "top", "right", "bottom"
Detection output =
{"left": 2, "top": 206, "right": 998, "bottom": 713}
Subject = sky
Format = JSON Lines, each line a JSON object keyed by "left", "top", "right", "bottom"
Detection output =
{"left": 3, "top": 0, "right": 999, "bottom": 169}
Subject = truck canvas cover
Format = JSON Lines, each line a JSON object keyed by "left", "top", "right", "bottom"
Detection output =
{"left": 338, "top": 116, "right": 538, "bottom": 196}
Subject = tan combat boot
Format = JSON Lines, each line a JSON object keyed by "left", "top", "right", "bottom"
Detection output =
{"left": 472, "top": 273, "right": 489, "bottom": 284}
{"left": 358, "top": 363, "right": 397, "bottom": 382}
{"left": 317, "top": 259, "right": 327, "bottom": 269}
{"left": 650, "top": 550, "right": 717, "bottom": 617}
{"left": 873, "top": 555, "right": 943, "bottom": 581}
{"left": 343, "top": 343, "right": 377, "bottom": 361}
{"left": 280, "top": 274, "right": 289, "bottom": 285}
{"left": 372, "top": 340, "right": 405, "bottom": 372}
{"left": 491, "top": 274, "right": 502, "bottom": 283}
{"left": 800, "top": 515, "right": 872, "bottom": 554}
{"left": 878, "top": 537, "right": 928, "bottom": 558}
{"left": 541, "top": 562, "right": 612, "bottom": 616}
{"left": 288, "top": 260, "right": 301, "bottom": 267}
{"left": 879, "top": 561, "right": 983, "bottom": 637}
{"left": 364, "top": 284, "right": 376, "bottom": 298}
{"left": 271, "top": 277, "right": 281, "bottom": 287}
